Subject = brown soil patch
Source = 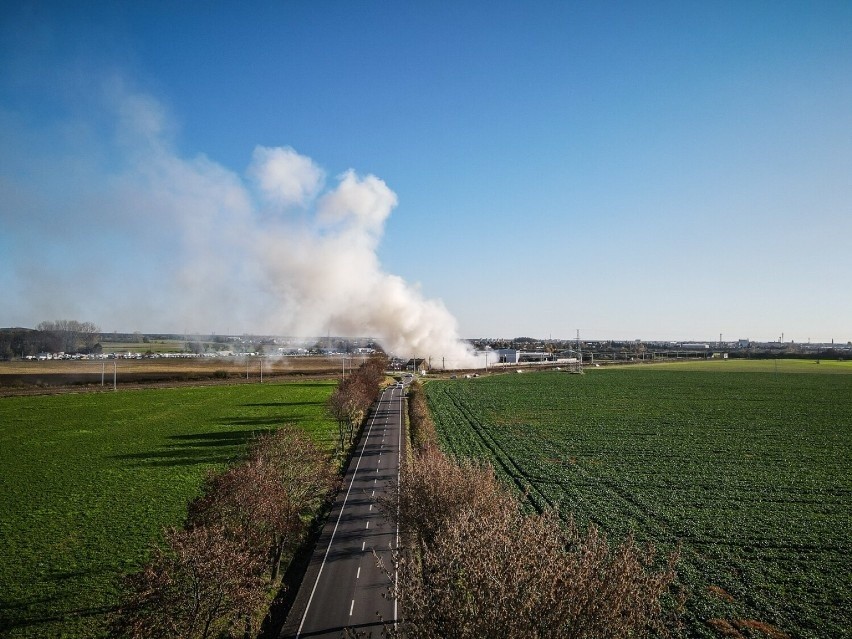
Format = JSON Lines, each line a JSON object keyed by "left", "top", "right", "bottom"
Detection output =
{"left": 733, "top": 619, "right": 790, "bottom": 639}
{"left": 0, "top": 356, "right": 362, "bottom": 396}
{"left": 708, "top": 619, "right": 743, "bottom": 638}
{"left": 707, "top": 618, "right": 790, "bottom": 639}
{"left": 707, "top": 585, "right": 736, "bottom": 603}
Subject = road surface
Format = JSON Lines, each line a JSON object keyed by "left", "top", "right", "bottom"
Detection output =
{"left": 281, "top": 384, "right": 405, "bottom": 638}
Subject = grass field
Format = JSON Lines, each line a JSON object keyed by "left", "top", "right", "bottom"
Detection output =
{"left": 0, "top": 381, "right": 337, "bottom": 638}
{"left": 425, "top": 361, "right": 851, "bottom": 638}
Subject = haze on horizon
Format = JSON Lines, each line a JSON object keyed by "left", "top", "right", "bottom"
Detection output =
{"left": 1, "top": 2, "right": 850, "bottom": 349}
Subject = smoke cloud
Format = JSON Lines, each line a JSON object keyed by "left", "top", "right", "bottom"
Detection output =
{"left": 0, "top": 82, "right": 481, "bottom": 367}
{"left": 248, "top": 150, "right": 480, "bottom": 366}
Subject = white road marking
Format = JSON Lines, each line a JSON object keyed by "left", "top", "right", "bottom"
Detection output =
{"left": 366, "top": 521, "right": 370, "bottom": 529}
{"left": 362, "top": 541, "right": 365, "bottom": 551}
{"left": 296, "top": 389, "right": 388, "bottom": 638}
{"left": 394, "top": 386, "right": 402, "bottom": 628}
{"left": 357, "top": 566, "right": 361, "bottom": 579}
{"left": 350, "top": 599, "right": 355, "bottom": 616}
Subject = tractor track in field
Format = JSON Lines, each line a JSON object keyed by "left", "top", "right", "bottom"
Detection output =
{"left": 433, "top": 385, "right": 556, "bottom": 514}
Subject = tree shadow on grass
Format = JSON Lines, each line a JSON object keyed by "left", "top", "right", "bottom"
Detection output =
{"left": 111, "top": 410, "right": 315, "bottom": 468}
{"left": 241, "top": 401, "right": 325, "bottom": 408}
{"left": 222, "top": 415, "right": 308, "bottom": 427}
{"left": 0, "top": 569, "right": 118, "bottom": 634}
{"left": 111, "top": 429, "right": 268, "bottom": 468}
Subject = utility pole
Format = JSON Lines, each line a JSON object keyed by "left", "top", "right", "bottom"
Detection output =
{"left": 577, "top": 329, "right": 583, "bottom": 373}
{"left": 113, "top": 359, "right": 117, "bottom": 391}
{"left": 259, "top": 358, "right": 263, "bottom": 383}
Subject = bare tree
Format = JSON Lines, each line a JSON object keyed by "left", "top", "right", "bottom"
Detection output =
{"left": 188, "top": 427, "right": 337, "bottom": 583}
{"left": 117, "top": 426, "right": 338, "bottom": 638}
{"left": 37, "top": 319, "right": 100, "bottom": 353}
{"left": 247, "top": 427, "right": 338, "bottom": 582}
{"left": 328, "top": 356, "right": 387, "bottom": 449}
{"left": 383, "top": 423, "right": 682, "bottom": 639}
{"left": 115, "top": 523, "right": 267, "bottom": 639}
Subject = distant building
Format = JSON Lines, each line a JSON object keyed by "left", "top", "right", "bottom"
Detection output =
{"left": 405, "top": 358, "right": 429, "bottom": 373}
{"left": 496, "top": 349, "right": 519, "bottom": 364}
{"left": 495, "top": 349, "right": 553, "bottom": 364}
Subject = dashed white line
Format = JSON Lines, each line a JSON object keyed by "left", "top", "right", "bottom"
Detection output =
{"left": 350, "top": 599, "right": 355, "bottom": 616}
{"left": 357, "top": 566, "right": 361, "bottom": 579}
{"left": 295, "top": 388, "right": 387, "bottom": 638}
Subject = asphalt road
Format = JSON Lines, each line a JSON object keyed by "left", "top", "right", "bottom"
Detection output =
{"left": 281, "top": 384, "right": 405, "bottom": 639}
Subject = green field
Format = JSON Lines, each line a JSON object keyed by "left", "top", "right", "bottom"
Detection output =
{"left": 0, "top": 381, "right": 337, "bottom": 638}
{"left": 425, "top": 362, "right": 851, "bottom": 638}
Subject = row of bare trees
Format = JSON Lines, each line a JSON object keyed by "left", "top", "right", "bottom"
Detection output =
{"left": 36, "top": 319, "right": 101, "bottom": 353}
{"left": 384, "top": 382, "right": 682, "bottom": 638}
{"left": 114, "top": 426, "right": 338, "bottom": 639}
{"left": 0, "top": 320, "right": 101, "bottom": 358}
{"left": 327, "top": 355, "right": 388, "bottom": 450}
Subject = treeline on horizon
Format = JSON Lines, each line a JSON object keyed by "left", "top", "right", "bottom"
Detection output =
{"left": 0, "top": 323, "right": 381, "bottom": 360}
{"left": 0, "top": 321, "right": 102, "bottom": 358}
{"left": 3, "top": 322, "right": 849, "bottom": 362}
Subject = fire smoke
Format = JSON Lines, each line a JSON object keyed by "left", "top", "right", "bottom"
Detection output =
{"left": 2, "top": 84, "right": 482, "bottom": 366}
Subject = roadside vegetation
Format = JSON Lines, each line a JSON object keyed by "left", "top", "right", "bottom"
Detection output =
{"left": 114, "top": 427, "right": 338, "bottom": 638}
{"left": 387, "top": 382, "right": 680, "bottom": 638}
{"left": 423, "top": 364, "right": 852, "bottom": 637}
{"left": 112, "top": 355, "right": 387, "bottom": 639}
{"left": 327, "top": 355, "right": 388, "bottom": 449}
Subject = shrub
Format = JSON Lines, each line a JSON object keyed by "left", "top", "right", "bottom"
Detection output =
{"left": 386, "top": 447, "right": 680, "bottom": 639}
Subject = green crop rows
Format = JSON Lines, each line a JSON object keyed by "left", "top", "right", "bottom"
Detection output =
{"left": 0, "top": 381, "right": 337, "bottom": 638}
{"left": 425, "top": 364, "right": 851, "bottom": 638}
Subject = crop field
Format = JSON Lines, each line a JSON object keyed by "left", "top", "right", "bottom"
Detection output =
{"left": 0, "top": 381, "right": 337, "bottom": 638}
{"left": 425, "top": 362, "right": 851, "bottom": 638}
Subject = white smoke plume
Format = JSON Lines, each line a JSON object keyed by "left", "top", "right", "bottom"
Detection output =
{"left": 1, "top": 82, "right": 482, "bottom": 367}
{"left": 248, "top": 149, "right": 481, "bottom": 366}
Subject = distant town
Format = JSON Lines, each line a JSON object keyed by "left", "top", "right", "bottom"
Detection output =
{"left": 1, "top": 323, "right": 849, "bottom": 366}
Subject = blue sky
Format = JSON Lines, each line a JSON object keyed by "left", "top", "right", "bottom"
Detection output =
{"left": 1, "top": 1, "right": 851, "bottom": 344}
